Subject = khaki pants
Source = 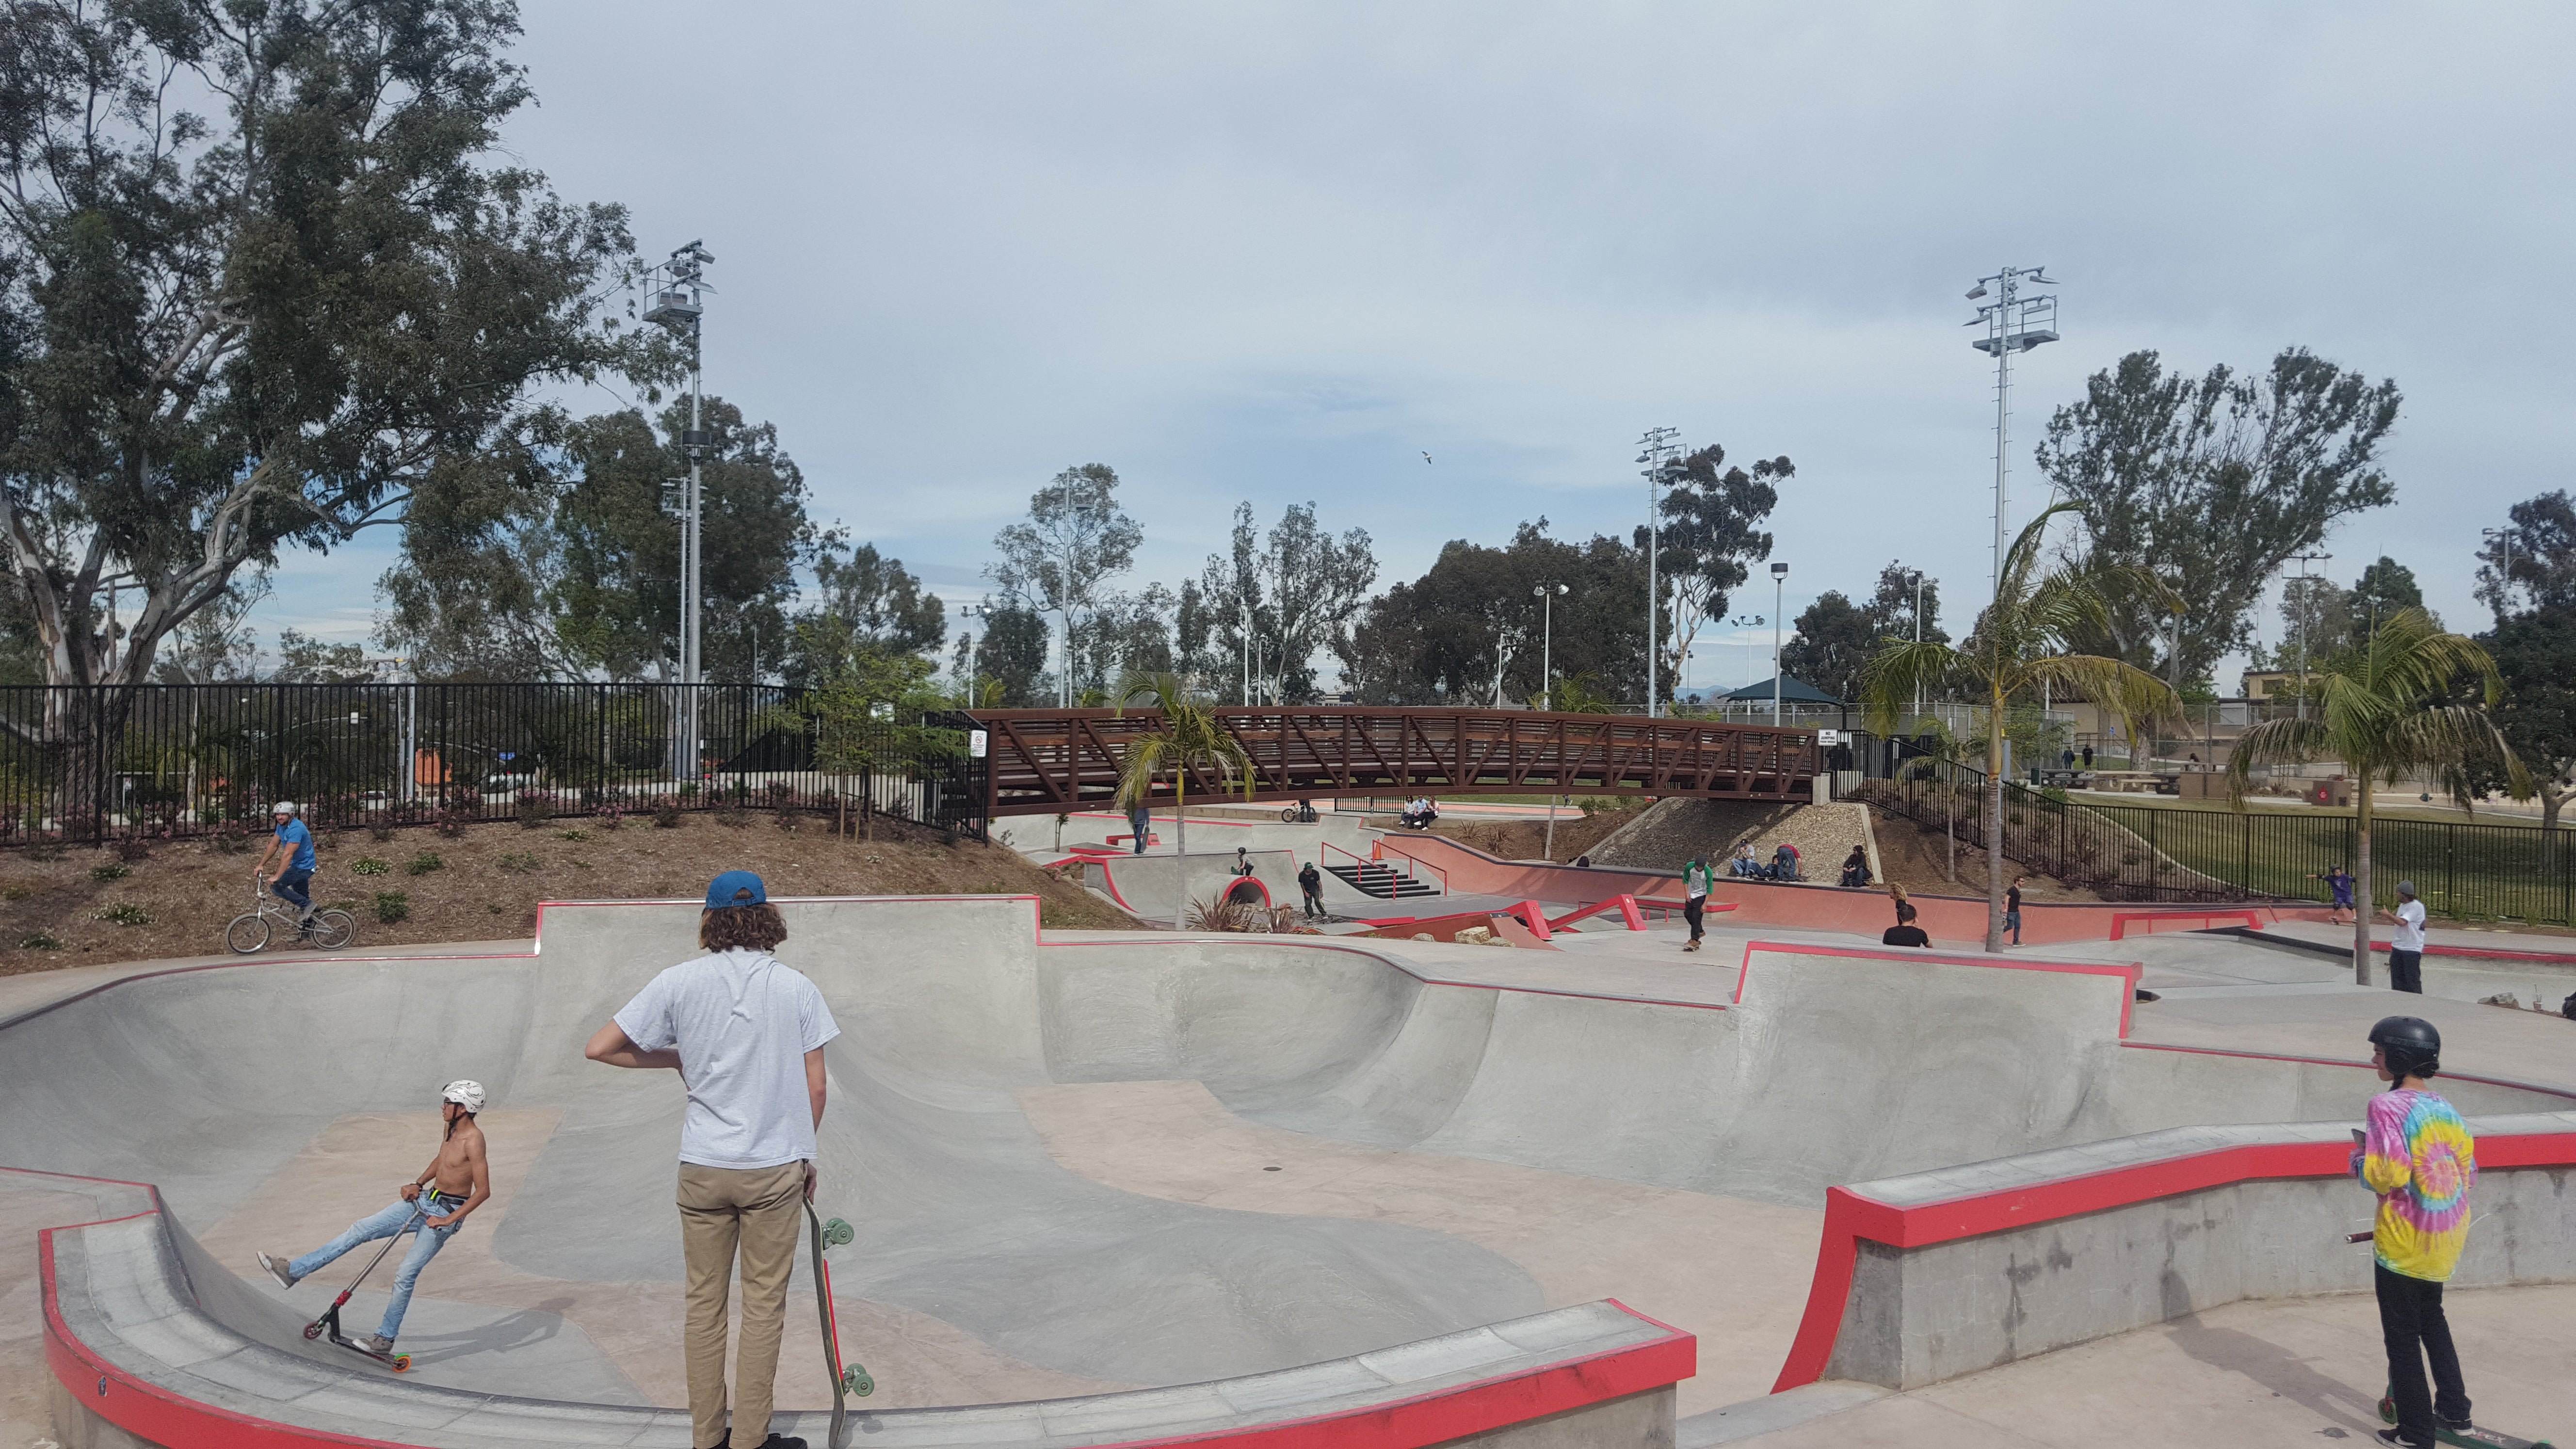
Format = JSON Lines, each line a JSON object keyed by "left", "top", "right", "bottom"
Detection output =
{"left": 678, "top": 1162, "right": 805, "bottom": 1449}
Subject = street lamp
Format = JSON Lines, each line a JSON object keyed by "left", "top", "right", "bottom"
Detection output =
{"left": 1965, "top": 267, "right": 2060, "bottom": 607}
{"left": 1636, "top": 428, "right": 1681, "bottom": 717}
{"left": 1770, "top": 562, "right": 1789, "bottom": 726}
{"left": 1726, "top": 615, "right": 1764, "bottom": 718}
{"left": 957, "top": 602, "right": 994, "bottom": 704}
{"left": 1532, "top": 583, "right": 1569, "bottom": 709}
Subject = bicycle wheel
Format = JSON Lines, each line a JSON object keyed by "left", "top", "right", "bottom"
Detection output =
{"left": 224, "top": 913, "right": 271, "bottom": 954}
{"left": 1280, "top": 806, "right": 1300, "bottom": 823}
{"left": 307, "top": 910, "right": 357, "bottom": 950}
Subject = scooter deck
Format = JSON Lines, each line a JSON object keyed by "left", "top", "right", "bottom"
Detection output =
{"left": 326, "top": 1330, "right": 411, "bottom": 1373}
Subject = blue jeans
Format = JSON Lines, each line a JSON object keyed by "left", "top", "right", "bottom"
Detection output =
{"left": 290, "top": 1194, "right": 462, "bottom": 1341}
{"left": 2005, "top": 909, "right": 2023, "bottom": 944}
{"left": 272, "top": 867, "right": 313, "bottom": 916}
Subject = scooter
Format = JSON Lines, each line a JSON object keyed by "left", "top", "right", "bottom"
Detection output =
{"left": 299, "top": 1196, "right": 429, "bottom": 1371}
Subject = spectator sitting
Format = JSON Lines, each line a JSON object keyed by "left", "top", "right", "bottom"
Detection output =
{"left": 1838, "top": 845, "right": 1871, "bottom": 888}
{"left": 1729, "top": 843, "right": 1762, "bottom": 878}
{"left": 1768, "top": 842, "right": 1801, "bottom": 881}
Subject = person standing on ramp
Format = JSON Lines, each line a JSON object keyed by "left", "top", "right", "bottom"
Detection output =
{"left": 1680, "top": 854, "right": 1711, "bottom": 952}
{"left": 2352, "top": 1016, "right": 2478, "bottom": 1449}
{"left": 1298, "top": 858, "right": 1326, "bottom": 920}
{"left": 2383, "top": 881, "right": 2429, "bottom": 994}
{"left": 586, "top": 871, "right": 840, "bottom": 1449}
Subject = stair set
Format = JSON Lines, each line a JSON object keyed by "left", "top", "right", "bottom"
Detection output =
{"left": 1324, "top": 860, "right": 1441, "bottom": 900}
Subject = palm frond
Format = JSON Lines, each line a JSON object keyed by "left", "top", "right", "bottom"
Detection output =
{"left": 1856, "top": 640, "right": 1965, "bottom": 735}
{"left": 2222, "top": 716, "right": 2332, "bottom": 809}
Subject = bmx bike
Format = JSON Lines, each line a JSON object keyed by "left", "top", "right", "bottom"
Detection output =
{"left": 1278, "top": 800, "right": 1319, "bottom": 823}
{"left": 226, "top": 875, "right": 357, "bottom": 954}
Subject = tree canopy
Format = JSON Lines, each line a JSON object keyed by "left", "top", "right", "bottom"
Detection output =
{"left": 0, "top": 0, "right": 644, "bottom": 695}
{"left": 2036, "top": 348, "right": 2400, "bottom": 688}
{"left": 1651, "top": 443, "right": 1785, "bottom": 693}
{"left": 1193, "top": 501, "right": 1375, "bottom": 704}
{"left": 1340, "top": 520, "right": 1651, "bottom": 707}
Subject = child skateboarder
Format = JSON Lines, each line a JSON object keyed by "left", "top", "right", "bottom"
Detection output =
{"left": 2353, "top": 1016, "right": 2479, "bottom": 1449}
{"left": 585, "top": 870, "right": 839, "bottom": 1449}
{"left": 2311, "top": 864, "right": 2358, "bottom": 925}
{"left": 257, "top": 1080, "right": 491, "bottom": 1356}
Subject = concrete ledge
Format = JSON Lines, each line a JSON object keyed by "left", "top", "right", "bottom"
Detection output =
{"left": 44, "top": 1200, "right": 1694, "bottom": 1449}
{"left": 1776, "top": 1111, "right": 2576, "bottom": 1392}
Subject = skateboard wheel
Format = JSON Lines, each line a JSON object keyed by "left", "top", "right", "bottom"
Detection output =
{"left": 822, "top": 1218, "right": 853, "bottom": 1247}
{"left": 2381, "top": 1396, "right": 2396, "bottom": 1424}
{"left": 842, "top": 1364, "right": 873, "bottom": 1397}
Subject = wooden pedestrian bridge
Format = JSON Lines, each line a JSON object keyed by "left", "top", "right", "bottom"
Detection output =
{"left": 964, "top": 706, "right": 1819, "bottom": 818}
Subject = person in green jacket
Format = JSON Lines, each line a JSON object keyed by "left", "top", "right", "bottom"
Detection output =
{"left": 1681, "top": 855, "right": 1712, "bottom": 952}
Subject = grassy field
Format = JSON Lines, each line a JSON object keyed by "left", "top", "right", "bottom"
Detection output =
{"left": 2068, "top": 789, "right": 2557, "bottom": 830}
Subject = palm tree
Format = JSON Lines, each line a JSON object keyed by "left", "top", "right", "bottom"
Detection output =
{"left": 1860, "top": 504, "right": 2183, "bottom": 951}
{"left": 2225, "top": 608, "right": 2525, "bottom": 984}
{"left": 1110, "top": 670, "right": 1256, "bottom": 928}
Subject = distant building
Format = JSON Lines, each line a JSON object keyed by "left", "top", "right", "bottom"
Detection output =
{"left": 2240, "top": 669, "right": 2303, "bottom": 701}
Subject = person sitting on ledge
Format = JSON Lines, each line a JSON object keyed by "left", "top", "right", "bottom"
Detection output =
{"left": 1882, "top": 902, "right": 1930, "bottom": 948}
{"left": 1838, "top": 844, "right": 1871, "bottom": 888}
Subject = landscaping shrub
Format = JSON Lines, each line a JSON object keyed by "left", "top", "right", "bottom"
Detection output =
{"left": 370, "top": 821, "right": 397, "bottom": 843}
{"left": 115, "top": 836, "right": 152, "bottom": 863}
{"left": 19, "top": 932, "right": 60, "bottom": 950}
{"left": 406, "top": 851, "right": 446, "bottom": 876}
{"left": 90, "top": 863, "right": 129, "bottom": 883}
{"left": 497, "top": 852, "right": 540, "bottom": 873}
{"left": 96, "top": 903, "right": 151, "bottom": 926}
{"left": 373, "top": 891, "right": 410, "bottom": 923}
{"left": 351, "top": 857, "right": 390, "bottom": 876}
{"left": 652, "top": 804, "right": 683, "bottom": 829}
{"left": 517, "top": 793, "right": 552, "bottom": 828}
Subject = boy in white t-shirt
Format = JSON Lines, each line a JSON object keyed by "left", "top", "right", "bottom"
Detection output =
{"left": 2383, "top": 880, "right": 2429, "bottom": 995}
{"left": 585, "top": 871, "right": 839, "bottom": 1449}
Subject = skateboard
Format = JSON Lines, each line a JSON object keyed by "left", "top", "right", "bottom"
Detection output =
{"left": 805, "top": 1201, "right": 872, "bottom": 1449}
{"left": 2380, "top": 1391, "right": 2555, "bottom": 1449}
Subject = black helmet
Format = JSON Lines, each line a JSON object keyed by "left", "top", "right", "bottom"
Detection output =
{"left": 2368, "top": 1015, "right": 2441, "bottom": 1079}
{"left": 2368, "top": 1016, "right": 2441, "bottom": 1053}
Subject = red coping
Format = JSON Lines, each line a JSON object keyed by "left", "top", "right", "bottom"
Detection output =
{"left": 39, "top": 1202, "right": 1691, "bottom": 1449}
{"left": 2109, "top": 908, "right": 2264, "bottom": 940}
{"left": 1769, "top": 1126, "right": 2576, "bottom": 1394}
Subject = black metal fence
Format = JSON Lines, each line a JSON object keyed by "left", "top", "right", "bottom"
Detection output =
{"left": 0, "top": 684, "right": 988, "bottom": 846}
{"left": 1858, "top": 763, "right": 2576, "bottom": 924}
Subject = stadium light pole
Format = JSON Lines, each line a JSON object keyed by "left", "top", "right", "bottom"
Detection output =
{"left": 1636, "top": 428, "right": 1680, "bottom": 716}
{"left": 1965, "top": 267, "right": 2060, "bottom": 606}
{"left": 1908, "top": 569, "right": 1927, "bottom": 726}
{"left": 957, "top": 602, "right": 994, "bottom": 703}
{"left": 644, "top": 241, "right": 715, "bottom": 777}
{"left": 2483, "top": 526, "right": 2519, "bottom": 615}
{"left": 2289, "top": 550, "right": 2331, "bottom": 722}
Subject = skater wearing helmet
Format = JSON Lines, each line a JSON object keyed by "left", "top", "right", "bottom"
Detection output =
{"left": 252, "top": 801, "right": 319, "bottom": 934}
{"left": 2353, "top": 1016, "right": 2479, "bottom": 1449}
{"left": 256, "top": 1081, "right": 491, "bottom": 1357}
{"left": 586, "top": 871, "right": 839, "bottom": 1449}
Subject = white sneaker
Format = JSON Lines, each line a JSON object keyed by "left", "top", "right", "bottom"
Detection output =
{"left": 258, "top": 1251, "right": 297, "bottom": 1288}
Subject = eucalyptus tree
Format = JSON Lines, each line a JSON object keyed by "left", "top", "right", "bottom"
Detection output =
{"left": 0, "top": 0, "right": 644, "bottom": 711}
{"left": 1861, "top": 504, "right": 2183, "bottom": 950}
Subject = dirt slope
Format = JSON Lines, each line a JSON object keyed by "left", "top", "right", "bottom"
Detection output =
{"left": 0, "top": 813, "right": 1124, "bottom": 976}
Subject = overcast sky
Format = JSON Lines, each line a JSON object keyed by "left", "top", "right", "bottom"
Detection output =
{"left": 266, "top": 2, "right": 2576, "bottom": 694}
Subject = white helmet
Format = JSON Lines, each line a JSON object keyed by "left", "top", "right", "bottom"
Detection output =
{"left": 272, "top": 801, "right": 299, "bottom": 817}
{"left": 440, "top": 1080, "right": 486, "bottom": 1115}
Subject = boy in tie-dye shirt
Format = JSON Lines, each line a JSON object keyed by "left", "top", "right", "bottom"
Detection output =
{"left": 2351, "top": 1016, "right": 2478, "bottom": 1449}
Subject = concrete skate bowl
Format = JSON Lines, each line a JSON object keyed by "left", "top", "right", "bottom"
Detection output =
{"left": 12, "top": 897, "right": 2576, "bottom": 1449}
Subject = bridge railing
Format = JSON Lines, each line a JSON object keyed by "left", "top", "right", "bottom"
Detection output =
{"left": 966, "top": 706, "right": 1818, "bottom": 818}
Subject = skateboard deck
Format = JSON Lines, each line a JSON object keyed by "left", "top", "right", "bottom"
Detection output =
{"left": 805, "top": 1201, "right": 872, "bottom": 1449}
{"left": 2381, "top": 1390, "right": 2555, "bottom": 1449}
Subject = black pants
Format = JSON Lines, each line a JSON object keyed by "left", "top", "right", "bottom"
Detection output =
{"left": 2377, "top": 1265, "right": 2468, "bottom": 1444}
{"left": 1303, "top": 889, "right": 1324, "bottom": 919}
{"left": 2389, "top": 949, "right": 2424, "bottom": 993}
{"left": 1683, "top": 896, "right": 1706, "bottom": 941}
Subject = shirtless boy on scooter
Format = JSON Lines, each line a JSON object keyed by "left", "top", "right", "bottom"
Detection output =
{"left": 257, "top": 1081, "right": 492, "bottom": 1357}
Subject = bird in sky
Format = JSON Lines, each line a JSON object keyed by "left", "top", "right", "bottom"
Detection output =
{"left": 1421, "top": 451, "right": 1432, "bottom": 465}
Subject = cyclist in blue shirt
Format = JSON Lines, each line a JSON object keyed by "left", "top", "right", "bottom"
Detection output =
{"left": 254, "top": 801, "right": 319, "bottom": 931}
